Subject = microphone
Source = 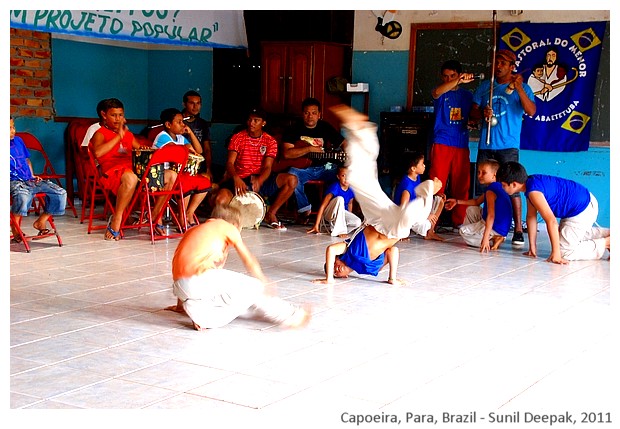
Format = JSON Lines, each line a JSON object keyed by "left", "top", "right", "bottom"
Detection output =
{"left": 471, "top": 73, "right": 485, "bottom": 80}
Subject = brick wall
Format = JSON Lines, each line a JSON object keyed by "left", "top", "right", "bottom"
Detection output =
{"left": 10, "top": 28, "right": 54, "bottom": 119}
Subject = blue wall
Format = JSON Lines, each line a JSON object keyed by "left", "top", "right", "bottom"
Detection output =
{"left": 13, "top": 39, "right": 610, "bottom": 226}
{"left": 352, "top": 51, "right": 610, "bottom": 226}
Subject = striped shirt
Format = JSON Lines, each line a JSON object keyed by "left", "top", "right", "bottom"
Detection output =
{"left": 228, "top": 130, "right": 278, "bottom": 178}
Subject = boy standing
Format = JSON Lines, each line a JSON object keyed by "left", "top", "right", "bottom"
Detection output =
{"left": 445, "top": 159, "right": 512, "bottom": 252}
{"left": 393, "top": 152, "right": 445, "bottom": 241}
{"left": 10, "top": 118, "right": 67, "bottom": 239}
{"left": 166, "top": 205, "right": 311, "bottom": 330}
{"left": 307, "top": 166, "right": 361, "bottom": 237}
{"left": 429, "top": 60, "right": 474, "bottom": 227}
{"left": 496, "top": 161, "right": 610, "bottom": 263}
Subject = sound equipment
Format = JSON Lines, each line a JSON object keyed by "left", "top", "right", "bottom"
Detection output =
{"left": 379, "top": 112, "right": 434, "bottom": 180}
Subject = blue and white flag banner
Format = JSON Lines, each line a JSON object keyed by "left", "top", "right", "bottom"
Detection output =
{"left": 500, "top": 21, "right": 606, "bottom": 152}
{"left": 10, "top": 10, "right": 248, "bottom": 49}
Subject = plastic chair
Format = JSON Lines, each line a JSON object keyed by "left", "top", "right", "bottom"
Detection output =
{"left": 16, "top": 132, "right": 78, "bottom": 218}
{"left": 10, "top": 194, "right": 63, "bottom": 253}
{"left": 121, "top": 144, "right": 189, "bottom": 244}
{"left": 83, "top": 146, "right": 118, "bottom": 235}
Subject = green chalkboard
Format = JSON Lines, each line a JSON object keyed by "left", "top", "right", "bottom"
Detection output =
{"left": 407, "top": 21, "right": 609, "bottom": 143}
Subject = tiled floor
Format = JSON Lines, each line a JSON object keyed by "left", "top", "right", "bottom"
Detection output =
{"left": 9, "top": 208, "right": 615, "bottom": 427}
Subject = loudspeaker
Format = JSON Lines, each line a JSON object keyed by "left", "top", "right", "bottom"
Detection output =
{"left": 379, "top": 112, "right": 434, "bottom": 180}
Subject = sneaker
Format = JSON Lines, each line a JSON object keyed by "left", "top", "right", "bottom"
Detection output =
{"left": 512, "top": 231, "right": 525, "bottom": 246}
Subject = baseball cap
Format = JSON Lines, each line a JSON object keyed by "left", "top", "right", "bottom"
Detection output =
{"left": 248, "top": 107, "right": 267, "bottom": 120}
{"left": 496, "top": 49, "right": 517, "bottom": 63}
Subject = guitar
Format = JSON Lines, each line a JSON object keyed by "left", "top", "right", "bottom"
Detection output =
{"left": 273, "top": 140, "right": 347, "bottom": 172}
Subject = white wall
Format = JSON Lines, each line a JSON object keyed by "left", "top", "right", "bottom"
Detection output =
{"left": 354, "top": 10, "right": 610, "bottom": 51}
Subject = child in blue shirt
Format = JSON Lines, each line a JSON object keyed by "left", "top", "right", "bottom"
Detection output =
{"left": 393, "top": 152, "right": 445, "bottom": 241}
{"left": 10, "top": 118, "right": 67, "bottom": 241}
{"left": 307, "top": 166, "right": 361, "bottom": 237}
{"left": 445, "top": 159, "right": 512, "bottom": 252}
{"left": 497, "top": 161, "right": 610, "bottom": 263}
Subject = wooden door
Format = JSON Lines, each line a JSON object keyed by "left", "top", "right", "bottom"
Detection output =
{"left": 285, "top": 44, "right": 313, "bottom": 116}
{"left": 261, "top": 43, "right": 287, "bottom": 113}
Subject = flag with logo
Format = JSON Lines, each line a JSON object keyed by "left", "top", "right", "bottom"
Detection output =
{"left": 500, "top": 22, "right": 606, "bottom": 151}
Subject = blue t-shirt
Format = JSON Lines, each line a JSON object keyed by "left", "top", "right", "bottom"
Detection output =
{"left": 10, "top": 136, "right": 34, "bottom": 181}
{"left": 482, "top": 181, "right": 512, "bottom": 236}
{"left": 153, "top": 131, "right": 188, "bottom": 149}
{"left": 433, "top": 87, "right": 473, "bottom": 149}
{"left": 393, "top": 175, "right": 420, "bottom": 204}
{"left": 472, "top": 79, "right": 535, "bottom": 150}
{"left": 325, "top": 181, "right": 355, "bottom": 207}
{"left": 339, "top": 229, "right": 384, "bottom": 276}
{"left": 525, "top": 174, "right": 590, "bottom": 219}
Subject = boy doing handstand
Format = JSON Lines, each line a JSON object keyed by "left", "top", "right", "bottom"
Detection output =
{"left": 313, "top": 106, "right": 443, "bottom": 285}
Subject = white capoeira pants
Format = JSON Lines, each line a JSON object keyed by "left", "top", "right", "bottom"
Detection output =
{"left": 341, "top": 121, "right": 435, "bottom": 239}
{"left": 458, "top": 206, "right": 504, "bottom": 247}
{"left": 173, "top": 269, "right": 302, "bottom": 328}
{"left": 321, "top": 196, "right": 362, "bottom": 236}
{"left": 559, "top": 193, "right": 609, "bottom": 260}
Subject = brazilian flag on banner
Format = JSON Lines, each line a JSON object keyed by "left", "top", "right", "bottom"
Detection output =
{"left": 499, "top": 21, "right": 606, "bottom": 151}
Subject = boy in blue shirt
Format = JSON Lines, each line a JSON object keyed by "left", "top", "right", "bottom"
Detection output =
{"left": 10, "top": 118, "right": 67, "bottom": 240}
{"left": 445, "top": 159, "right": 512, "bottom": 252}
{"left": 497, "top": 161, "right": 610, "bottom": 264}
{"left": 307, "top": 166, "right": 361, "bottom": 237}
{"left": 393, "top": 152, "right": 445, "bottom": 241}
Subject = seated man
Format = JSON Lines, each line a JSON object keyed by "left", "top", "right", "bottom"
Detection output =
{"left": 313, "top": 106, "right": 443, "bottom": 285}
{"left": 153, "top": 107, "right": 212, "bottom": 232}
{"left": 278, "top": 97, "right": 345, "bottom": 222}
{"left": 10, "top": 117, "right": 67, "bottom": 240}
{"left": 214, "top": 107, "right": 297, "bottom": 231}
{"left": 89, "top": 98, "right": 146, "bottom": 240}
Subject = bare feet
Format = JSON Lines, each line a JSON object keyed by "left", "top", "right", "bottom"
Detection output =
{"left": 330, "top": 104, "right": 369, "bottom": 124}
{"left": 192, "top": 321, "right": 209, "bottom": 331}
{"left": 424, "top": 230, "right": 445, "bottom": 241}
{"left": 280, "top": 304, "right": 312, "bottom": 329}
{"left": 490, "top": 235, "right": 505, "bottom": 250}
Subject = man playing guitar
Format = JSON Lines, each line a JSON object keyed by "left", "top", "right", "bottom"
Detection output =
{"left": 277, "top": 97, "right": 346, "bottom": 222}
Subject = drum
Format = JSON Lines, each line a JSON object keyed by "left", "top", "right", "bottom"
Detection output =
{"left": 171, "top": 153, "right": 204, "bottom": 176}
{"left": 132, "top": 148, "right": 165, "bottom": 190}
{"left": 229, "top": 191, "right": 266, "bottom": 230}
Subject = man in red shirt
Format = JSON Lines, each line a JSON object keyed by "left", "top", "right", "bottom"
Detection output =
{"left": 214, "top": 108, "right": 297, "bottom": 230}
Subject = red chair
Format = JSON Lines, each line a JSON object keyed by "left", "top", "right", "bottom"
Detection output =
{"left": 121, "top": 144, "right": 189, "bottom": 244}
{"left": 83, "top": 146, "right": 118, "bottom": 235}
{"left": 10, "top": 195, "right": 63, "bottom": 253}
{"left": 16, "top": 132, "right": 78, "bottom": 218}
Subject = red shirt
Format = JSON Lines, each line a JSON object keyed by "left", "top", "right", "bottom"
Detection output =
{"left": 94, "top": 126, "right": 134, "bottom": 174}
{"left": 228, "top": 130, "right": 277, "bottom": 178}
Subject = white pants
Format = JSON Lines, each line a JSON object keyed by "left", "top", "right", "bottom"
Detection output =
{"left": 321, "top": 196, "right": 362, "bottom": 236}
{"left": 458, "top": 206, "right": 503, "bottom": 247}
{"left": 342, "top": 121, "right": 435, "bottom": 239}
{"left": 559, "top": 193, "right": 609, "bottom": 260}
{"left": 173, "top": 269, "right": 301, "bottom": 328}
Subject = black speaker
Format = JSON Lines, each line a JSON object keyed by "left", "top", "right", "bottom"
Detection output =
{"left": 379, "top": 112, "right": 434, "bottom": 180}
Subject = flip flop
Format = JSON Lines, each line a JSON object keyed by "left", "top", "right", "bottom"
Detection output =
{"left": 36, "top": 228, "right": 51, "bottom": 236}
{"left": 154, "top": 224, "right": 166, "bottom": 236}
{"left": 11, "top": 236, "right": 23, "bottom": 244}
{"left": 265, "top": 221, "right": 287, "bottom": 231}
{"left": 104, "top": 216, "right": 121, "bottom": 241}
{"left": 105, "top": 226, "right": 121, "bottom": 241}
